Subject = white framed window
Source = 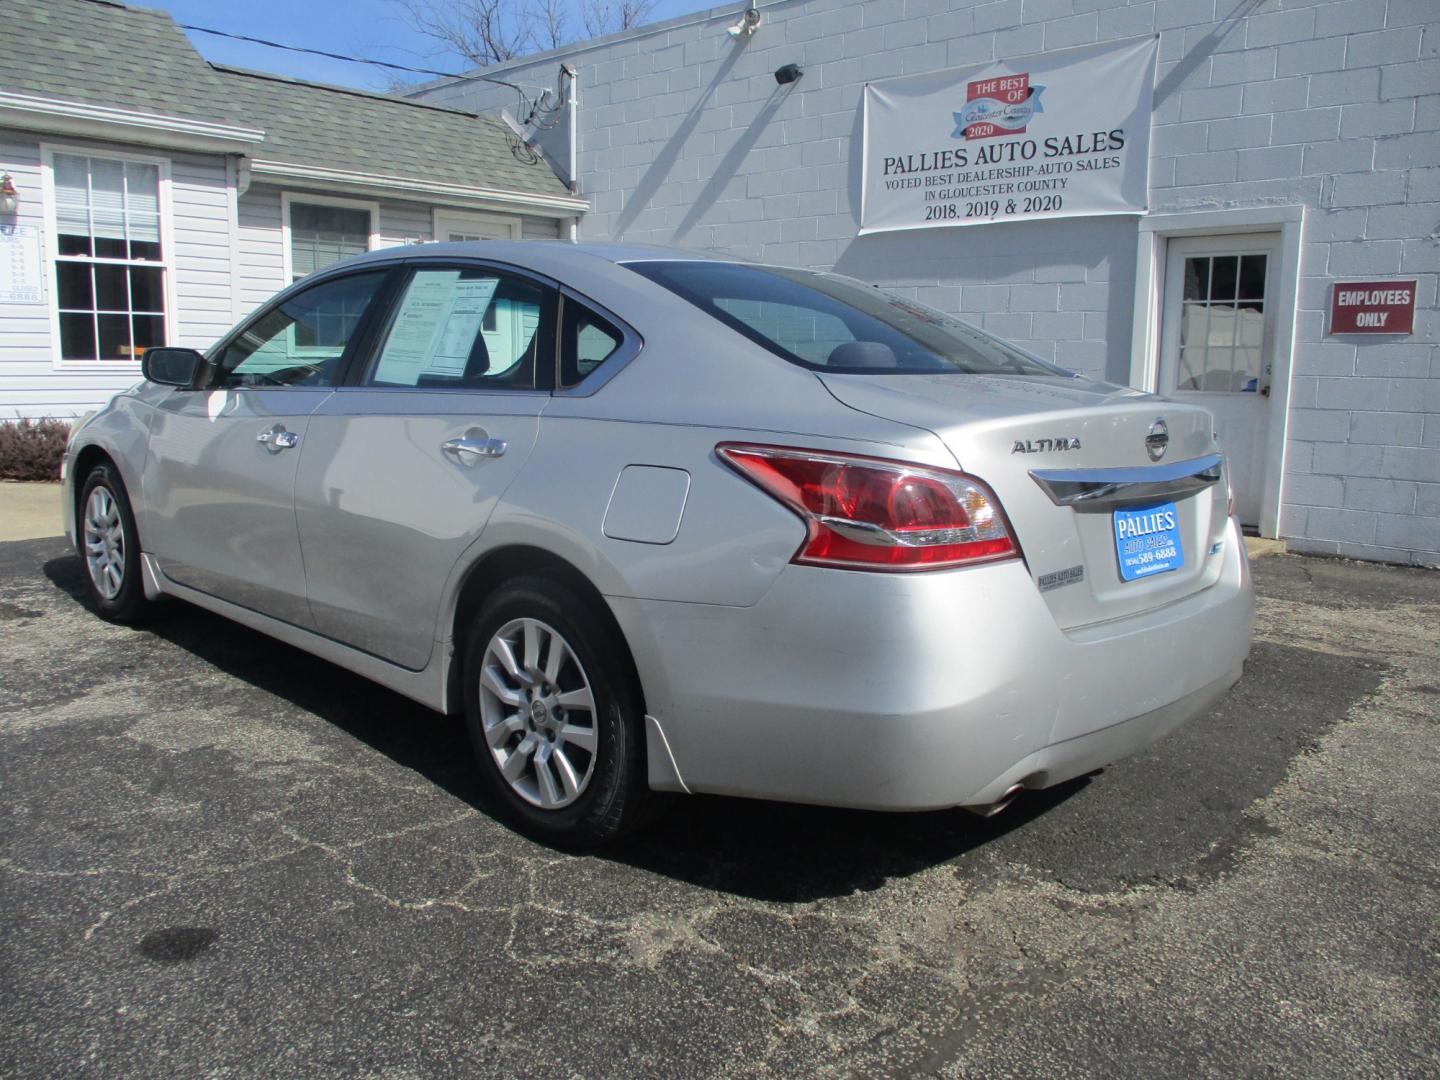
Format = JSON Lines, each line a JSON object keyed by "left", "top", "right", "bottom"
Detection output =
{"left": 42, "top": 144, "right": 175, "bottom": 368}
{"left": 281, "top": 192, "right": 379, "bottom": 283}
{"left": 432, "top": 209, "right": 520, "bottom": 243}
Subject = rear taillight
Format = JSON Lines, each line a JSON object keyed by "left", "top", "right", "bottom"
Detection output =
{"left": 718, "top": 443, "right": 1019, "bottom": 571}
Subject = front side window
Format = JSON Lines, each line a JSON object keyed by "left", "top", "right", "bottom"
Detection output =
{"left": 218, "top": 272, "right": 387, "bottom": 388}
{"left": 289, "top": 202, "right": 371, "bottom": 282}
{"left": 52, "top": 152, "right": 166, "bottom": 363}
{"left": 629, "top": 261, "right": 1066, "bottom": 377}
{"left": 364, "top": 268, "right": 555, "bottom": 390}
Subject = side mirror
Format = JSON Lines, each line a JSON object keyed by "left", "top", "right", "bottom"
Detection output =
{"left": 142, "top": 347, "right": 207, "bottom": 388}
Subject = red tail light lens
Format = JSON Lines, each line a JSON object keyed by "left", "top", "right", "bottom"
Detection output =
{"left": 718, "top": 443, "right": 1019, "bottom": 571}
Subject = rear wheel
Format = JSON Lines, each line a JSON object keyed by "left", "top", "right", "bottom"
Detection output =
{"left": 462, "top": 575, "right": 653, "bottom": 847}
{"left": 78, "top": 463, "right": 151, "bottom": 623}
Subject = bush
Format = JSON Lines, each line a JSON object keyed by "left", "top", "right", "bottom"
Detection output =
{"left": 0, "top": 418, "right": 70, "bottom": 481}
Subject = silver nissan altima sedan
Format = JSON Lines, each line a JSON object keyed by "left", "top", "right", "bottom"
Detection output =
{"left": 63, "top": 241, "right": 1254, "bottom": 846}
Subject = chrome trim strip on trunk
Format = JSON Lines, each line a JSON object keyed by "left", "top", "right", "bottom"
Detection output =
{"left": 1029, "top": 453, "right": 1224, "bottom": 509}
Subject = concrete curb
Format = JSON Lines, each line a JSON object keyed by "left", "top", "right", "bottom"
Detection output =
{"left": 0, "top": 481, "right": 63, "bottom": 542}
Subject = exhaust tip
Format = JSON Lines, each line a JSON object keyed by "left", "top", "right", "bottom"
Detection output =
{"left": 963, "top": 782, "right": 1027, "bottom": 819}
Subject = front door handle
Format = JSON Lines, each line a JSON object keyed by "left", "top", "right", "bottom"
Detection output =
{"left": 442, "top": 437, "right": 507, "bottom": 465}
{"left": 257, "top": 426, "right": 300, "bottom": 450}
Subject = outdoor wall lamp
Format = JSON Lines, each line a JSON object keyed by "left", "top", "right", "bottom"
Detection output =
{"left": 0, "top": 174, "right": 17, "bottom": 214}
{"left": 774, "top": 63, "right": 803, "bottom": 86}
{"left": 727, "top": 2, "right": 760, "bottom": 37}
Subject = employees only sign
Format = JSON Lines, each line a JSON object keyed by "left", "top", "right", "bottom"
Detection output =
{"left": 1329, "top": 280, "right": 1416, "bottom": 335}
{"left": 860, "top": 37, "right": 1159, "bottom": 234}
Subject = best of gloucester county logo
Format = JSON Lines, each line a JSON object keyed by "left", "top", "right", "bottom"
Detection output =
{"left": 952, "top": 72, "right": 1046, "bottom": 140}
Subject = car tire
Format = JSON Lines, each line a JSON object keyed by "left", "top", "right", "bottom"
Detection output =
{"left": 77, "top": 462, "right": 152, "bottom": 624}
{"left": 462, "top": 575, "right": 655, "bottom": 848}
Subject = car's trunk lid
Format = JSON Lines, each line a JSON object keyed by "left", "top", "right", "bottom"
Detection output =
{"left": 819, "top": 372, "right": 1231, "bottom": 630}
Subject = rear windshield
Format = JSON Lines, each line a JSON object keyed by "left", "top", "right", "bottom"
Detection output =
{"left": 627, "top": 261, "right": 1067, "bottom": 376}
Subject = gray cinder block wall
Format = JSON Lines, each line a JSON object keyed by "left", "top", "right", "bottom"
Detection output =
{"left": 414, "top": 0, "right": 1439, "bottom": 567}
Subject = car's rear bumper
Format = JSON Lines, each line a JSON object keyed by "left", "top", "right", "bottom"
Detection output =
{"left": 614, "top": 517, "right": 1254, "bottom": 811}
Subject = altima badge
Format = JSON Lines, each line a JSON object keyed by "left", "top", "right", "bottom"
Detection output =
{"left": 1146, "top": 418, "right": 1169, "bottom": 462}
{"left": 1012, "top": 436, "right": 1081, "bottom": 454}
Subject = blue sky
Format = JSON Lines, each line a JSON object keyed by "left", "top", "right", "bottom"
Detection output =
{"left": 141, "top": 0, "right": 715, "bottom": 91}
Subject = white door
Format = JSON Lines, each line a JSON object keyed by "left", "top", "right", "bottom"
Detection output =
{"left": 1158, "top": 234, "right": 1280, "bottom": 528}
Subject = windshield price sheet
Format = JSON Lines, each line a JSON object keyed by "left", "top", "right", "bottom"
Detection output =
{"left": 861, "top": 36, "right": 1158, "bottom": 234}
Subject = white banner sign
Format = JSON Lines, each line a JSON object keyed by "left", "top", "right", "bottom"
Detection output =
{"left": 0, "top": 224, "right": 43, "bottom": 305}
{"left": 860, "top": 36, "right": 1158, "bottom": 234}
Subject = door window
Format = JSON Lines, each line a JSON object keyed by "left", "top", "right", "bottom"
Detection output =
{"left": 364, "top": 268, "right": 556, "bottom": 390}
{"left": 1175, "top": 253, "right": 1268, "bottom": 393}
{"left": 218, "top": 271, "right": 387, "bottom": 388}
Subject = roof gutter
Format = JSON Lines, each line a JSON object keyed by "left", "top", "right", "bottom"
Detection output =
{"left": 247, "top": 159, "right": 590, "bottom": 218}
{"left": 0, "top": 91, "right": 265, "bottom": 153}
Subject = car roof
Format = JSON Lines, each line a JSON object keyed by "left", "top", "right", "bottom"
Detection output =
{"left": 338, "top": 240, "right": 730, "bottom": 275}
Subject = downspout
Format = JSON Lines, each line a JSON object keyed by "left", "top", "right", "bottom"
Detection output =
{"left": 563, "top": 63, "right": 579, "bottom": 241}
{"left": 225, "top": 156, "right": 246, "bottom": 323}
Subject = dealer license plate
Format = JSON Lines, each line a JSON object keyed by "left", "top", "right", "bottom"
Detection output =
{"left": 1113, "top": 502, "right": 1183, "bottom": 582}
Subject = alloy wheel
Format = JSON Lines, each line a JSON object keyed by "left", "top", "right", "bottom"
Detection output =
{"left": 478, "top": 617, "right": 599, "bottom": 809}
{"left": 83, "top": 485, "right": 125, "bottom": 600}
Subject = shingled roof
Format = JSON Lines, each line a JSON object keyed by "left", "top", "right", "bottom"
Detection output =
{"left": 211, "top": 66, "right": 568, "bottom": 196}
{"left": 2, "top": 0, "right": 233, "bottom": 126}
{"left": 2, "top": 0, "right": 570, "bottom": 199}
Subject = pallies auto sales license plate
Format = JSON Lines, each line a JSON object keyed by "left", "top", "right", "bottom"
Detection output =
{"left": 1113, "top": 502, "right": 1183, "bottom": 581}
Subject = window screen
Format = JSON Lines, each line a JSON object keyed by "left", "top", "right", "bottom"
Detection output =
{"left": 289, "top": 203, "right": 371, "bottom": 281}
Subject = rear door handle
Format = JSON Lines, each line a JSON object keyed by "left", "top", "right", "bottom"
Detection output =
{"left": 257, "top": 426, "right": 300, "bottom": 450}
{"left": 442, "top": 437, "right": 507, "bottom": 465}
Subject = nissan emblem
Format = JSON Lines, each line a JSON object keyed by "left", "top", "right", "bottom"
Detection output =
{"left": 1146, "top": 418, "right": 1169, "bottom": 462}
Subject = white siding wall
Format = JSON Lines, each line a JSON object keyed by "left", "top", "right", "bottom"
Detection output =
{"left": 236, "top": 182, "right": 285, "bottom": 319}
{"left": 169, "top": 152, "right": 235, "bottom": 351}
{"left": 0, "top": 134, "right": 59, "bottom": 418}
{"left": 0, "top": 132, "right": 233, "bottom": 419}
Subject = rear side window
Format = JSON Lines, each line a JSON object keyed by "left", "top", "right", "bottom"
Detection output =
{"left": 628, "top": 261, "right": 1065, "bottom": 377}
{"left": 559, "top": 300, "right": 624, "bottom": 388}
{"left": 363, "top": 267, "right": 556, "bottom": 390}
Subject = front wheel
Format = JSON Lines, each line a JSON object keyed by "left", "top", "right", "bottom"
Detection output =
{"left": 77, "top": 463, "right": 152, "bottom": 624}
{"left": 462, "top": 576, "right": 654, "bottom": 847}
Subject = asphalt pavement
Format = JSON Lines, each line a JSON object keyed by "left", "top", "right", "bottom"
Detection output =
{"left": 1, "top": 536, "right": 1436, "bottom": 1078}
